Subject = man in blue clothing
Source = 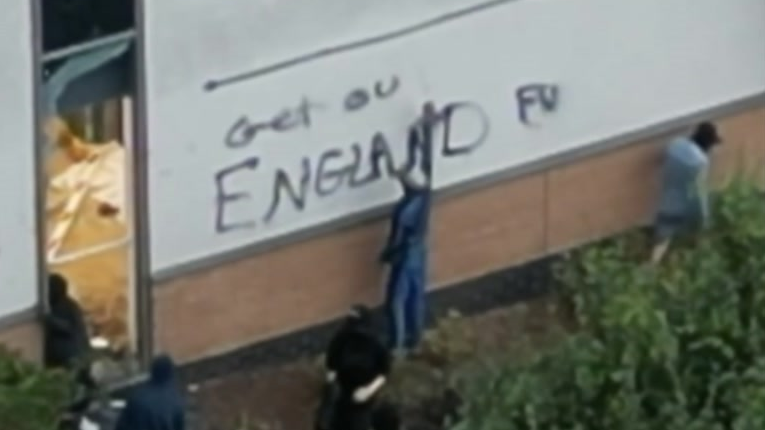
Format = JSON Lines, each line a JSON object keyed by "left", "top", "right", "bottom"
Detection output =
{"left": 115, "top": 355, "right": 185, "bottom": 430}
{"left": 380, "top": 103, "right": 436, "bottom": 355}
{"left": 651, "top": 122, "right": 722, "bottom": 264}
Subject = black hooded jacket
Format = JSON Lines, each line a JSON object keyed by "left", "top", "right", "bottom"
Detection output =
{"left": 44, "top": 274, "right": 91, "bottom": 369}
{"left": 325, "top": 306, "right": 391, "bottom": 394}
{"left": 115, "top": 356, "right": 186, "bottom": 430}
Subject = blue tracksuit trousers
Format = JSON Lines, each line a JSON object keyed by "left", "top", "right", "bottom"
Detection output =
{"left": 386, "top": 250, "right": 426, "bottom": 351}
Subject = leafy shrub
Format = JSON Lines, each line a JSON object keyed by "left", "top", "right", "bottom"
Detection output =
{"left": 0, "top": 346, "right": 74, "bottom": 430}
{"left": 452, "top": 179, "right": 765, "bottom": 430}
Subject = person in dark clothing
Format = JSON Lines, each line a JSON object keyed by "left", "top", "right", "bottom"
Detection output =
{"left": 381, "top": 104, "right": 435, "bottom": 355}
{"left": 115, "top": 355, "right": 185, "bottom": 430}
{"left": 325, "top": 305, "right": 392, "bottom": 401}
{"left": 45, "top": 273, "right": 98, "bottom": 430}
{"left": 325, "top": 306, "right": 376, "bottom": 379}
{"left": 44, "top": 273, "right": 92, "bottom": 373}
{"left": 316, "top": 305, "right": 393, "bottom": 430}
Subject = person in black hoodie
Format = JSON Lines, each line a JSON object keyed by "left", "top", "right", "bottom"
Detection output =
{"left": 324, "top": 305, "right": 391, "bottom": 394}
{"left": 45, "top": 273, "right": 99, "bottom": 430}
{"left": 115, "top": 355, "right": 186, "bottom": 430}
{"left": 316, "top": 305, "right": 393, "bottom": 430}
{"left": 44, "top": 273, "right": 92, "bottom": 373}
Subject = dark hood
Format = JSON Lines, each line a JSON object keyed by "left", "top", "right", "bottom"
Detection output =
{"left": 48, "top": 273, "right": 69, "bottom": 306}
{"left": 149, "top": 355, "right": 177, "bottom": 385}
{"left": 346, "top": 305, "right": 373, "bottom": 330}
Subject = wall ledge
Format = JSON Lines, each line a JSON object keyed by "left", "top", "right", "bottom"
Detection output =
{"left": 0, "top": 307, "right": 37, "bottom": 332}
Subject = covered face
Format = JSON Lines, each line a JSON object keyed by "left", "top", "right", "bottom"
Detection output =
{"left": 149, "top": 355, "right": 177, "bottom": 385}
{"left": 115, "top": 354, "right": 185, "bottom": 430}
{"left": 48, "top": 273, "right": 69, "bottom": 306}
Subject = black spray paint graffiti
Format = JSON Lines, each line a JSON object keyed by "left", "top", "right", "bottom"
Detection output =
{"left": 516, "top": 83, "right": 559, "bottom": 126}
{"left": 213, "top": 101, "right": 489, "bottom": 233}
{"left": 214, "top": 157, "right": 260, "bottom": 233}
{"left": 224, "top": 76, "right": 401, "bottom": 149}
{"left": 344, "top": 76, "right": 400, "bottom": 111}
{"left": 224, "top": 97, "right": 326, "bottom": 149}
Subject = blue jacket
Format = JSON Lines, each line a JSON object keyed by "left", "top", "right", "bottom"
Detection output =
{"left": 379, "top": 112, "right": 434, "bottom": 268}
{"left": 657, "top": 137, "right": 710, "bottom": 223}
{"left": 115, "top": 356, "right": 185, "bottom": 430}
{"left": 380, "top": 183, "right": 431, "bottom": 269}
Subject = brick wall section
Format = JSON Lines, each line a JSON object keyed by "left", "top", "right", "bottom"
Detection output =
{"left": 547, "top": 138, "right": 665, "bottom": 250}
{"left": 0, "top": 320, "right": 41, "bottom": 361}
{"left": 430, "top": 173, "right": 548, "bottom": 286}
{"left": 710, "top": 110, "right": 765, "bottom": 186}
{"left": 154, "top": 107, "right": 765, "bottom": 363}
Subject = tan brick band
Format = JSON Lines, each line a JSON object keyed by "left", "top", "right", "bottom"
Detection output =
{"left": 153, "top": 107, "right": 765, "bottom": 363}
{"left": 0, "top": 310, "right": 41, "bottom": 362}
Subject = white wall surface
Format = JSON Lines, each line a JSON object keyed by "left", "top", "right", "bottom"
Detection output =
{"left": 0, "top": 0, "right": 39, "bottom": 316}
{"left": 144, "top": 0, "right": 765, "bottom": 272}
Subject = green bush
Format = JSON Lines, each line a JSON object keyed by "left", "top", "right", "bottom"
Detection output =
{"left": 452, "top": 179, "right": 765, "bottom": 430}
{"left": 0, "top": 346, "right": 74, "bottom": 430}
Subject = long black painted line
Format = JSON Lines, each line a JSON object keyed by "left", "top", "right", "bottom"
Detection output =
{"left": 203, "top": 0, "right": 518, "bottom": 92}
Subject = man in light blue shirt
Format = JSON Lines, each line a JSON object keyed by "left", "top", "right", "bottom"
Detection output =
{"left": 651, "top": 122, "right": 722, "bottom": 264}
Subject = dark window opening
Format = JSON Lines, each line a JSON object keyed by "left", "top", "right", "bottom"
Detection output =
{"left": 41, "top": 0, "right": 135, "bottom": 52}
